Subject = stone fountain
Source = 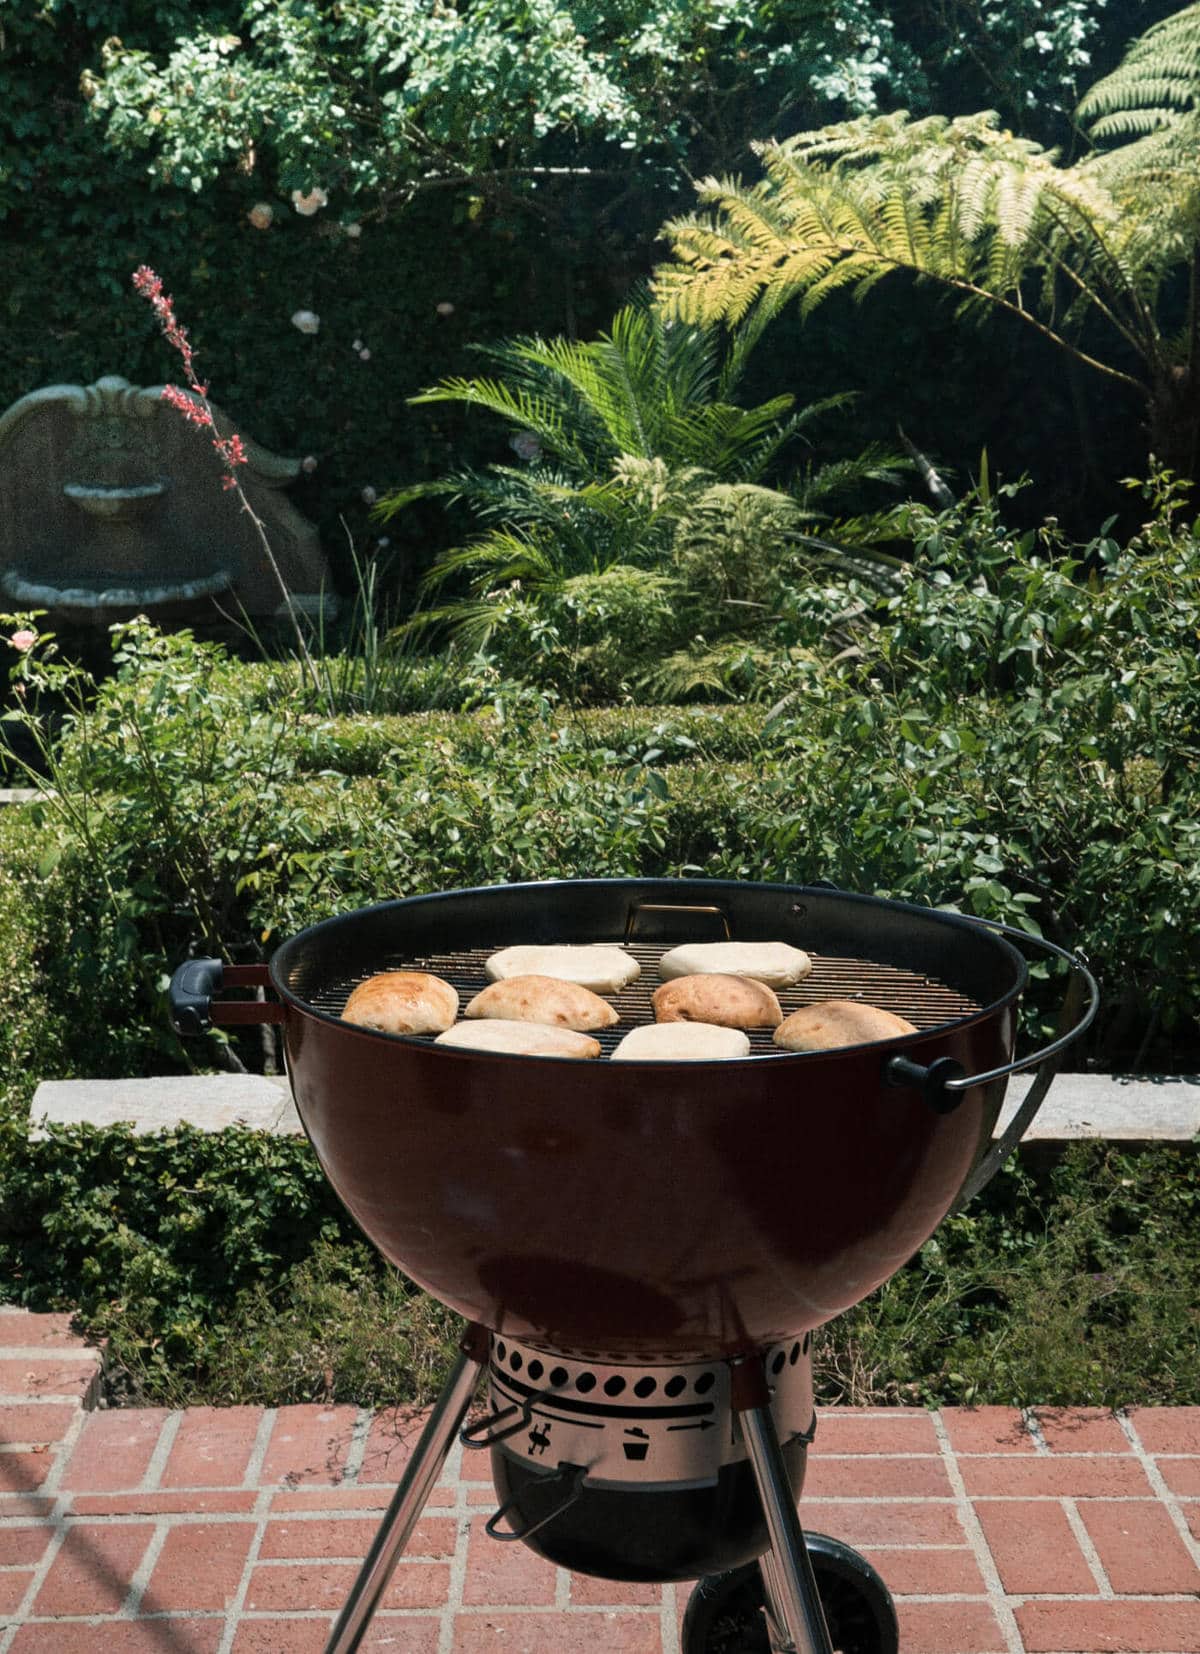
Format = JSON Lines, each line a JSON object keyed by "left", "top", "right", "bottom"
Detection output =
{"left": 0, "top": 376, "right": 333, "bottom": 625}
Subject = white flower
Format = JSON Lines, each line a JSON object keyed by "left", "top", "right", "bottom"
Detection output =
{"left": 361, "top": 486, "right": 377, "bottom": 505}
{"left": 436, "top": 301, "right": 455, "bottom": 317}
{"left": 510, "top": 431, "right": 542, "bottom": 463}
{"left": 291, "top": 187, "right": 328, "bottom": 216}
{"left": 301, "top": 455, "right": 318, "bottom": 474}
{"left": 358, "top": 348, "right": 371, "bottom": 361}
{"left": 344, "top": 221, "right": 362, "bottom": 238}
{"left": 291, "top": 310, "right": 321, "bottom": 335}
{"left": 352, "top": 338, "right": 364, "bottom": 351}
{"left": 247, "top": 202, "right": 274, "bottom": 230}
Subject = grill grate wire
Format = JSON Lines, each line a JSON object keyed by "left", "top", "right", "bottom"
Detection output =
{"left": 300, "top": 943, "right": 982, "bottom": 1057}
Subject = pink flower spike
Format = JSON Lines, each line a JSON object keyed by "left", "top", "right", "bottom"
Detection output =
{"left": 8, "top": 629, "right": 36, "bottom": 653}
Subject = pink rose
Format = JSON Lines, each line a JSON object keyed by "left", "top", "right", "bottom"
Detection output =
{"left": 8, "top": 629, "right": 36, "bottom": 653}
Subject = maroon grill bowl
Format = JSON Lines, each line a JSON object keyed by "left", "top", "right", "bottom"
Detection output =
{"left": 174, "top": 878, "right": 1032, "bottom": 1362}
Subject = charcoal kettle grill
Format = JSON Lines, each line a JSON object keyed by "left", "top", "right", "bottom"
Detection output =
{"left": 170, "top": 877, "right": 1097, "bottom": 1653}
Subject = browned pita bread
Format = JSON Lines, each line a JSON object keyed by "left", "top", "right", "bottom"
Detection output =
{"left": 342, "top": 971, "right": 458, "bottom": 1036}
{"left": 653, "top": 973, "right": 782, "bottom": 1030}
{"left": 773, "top": 999, "right": 916, "bottom": 1052}
{"left": 465, "top": 974, "right": 618, "bottom": 1031}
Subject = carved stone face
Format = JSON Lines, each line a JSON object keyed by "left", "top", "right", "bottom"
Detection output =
{"left": 0, "top": 376, "right": 330, "bottom": 625}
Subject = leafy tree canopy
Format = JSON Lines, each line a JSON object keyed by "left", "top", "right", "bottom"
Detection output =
{"left": 68, "top": 0, "right": 1155, "bottom": 221}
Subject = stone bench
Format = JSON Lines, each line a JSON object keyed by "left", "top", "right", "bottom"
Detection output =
{"left": 27, "top": 1071, "right": 1200, "bottom": 1141}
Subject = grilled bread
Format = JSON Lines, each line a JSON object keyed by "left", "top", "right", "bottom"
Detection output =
{"left": 658, "top": 941, "right": 812, "bottom": 989}
{"left": 611, "top": 1022, "right": 751, "bottom": 1061}
{"left": 485, "top": 944, "right": 640, "bottom": 994}
{"left": 342, "top": 971, "right": 458, "bottom": 1036}
{"left": 465, "top": 974, "right": 619, "bottom": 1031}
{"left": 652, "top": 973, "right": 782, "bottom": 1030}
{"left": 435, "top": 1019, "right": 602, "bottom": 1058}
{"left": 773, "top": 999, "right": 916, "bottom": 1052}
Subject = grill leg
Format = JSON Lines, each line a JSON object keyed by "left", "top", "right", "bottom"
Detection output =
{"left": 738, "top": 1372, "right": 835, "bottom": 1654}
{"left": 323, "top": 1325, "right": 487, "bottom": 1654}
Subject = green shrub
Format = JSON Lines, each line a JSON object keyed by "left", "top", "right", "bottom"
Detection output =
{"left": 0, "top": 813, "right": 69, "bottom": 1119}
{"left": 1, "top": 1120, "right": 1193, "bottom": 1409}
{"left": 823, "top": 1143, "right": 1200, "bottom": 1409}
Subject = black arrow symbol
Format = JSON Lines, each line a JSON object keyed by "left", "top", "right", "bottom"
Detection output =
{"left": 667, "top": 1419, "right": 716, "bottom": 1432}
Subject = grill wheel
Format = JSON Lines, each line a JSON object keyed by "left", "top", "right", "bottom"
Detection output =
{"left": 681, "top": 1535, "right": 899, "bottom": 1654}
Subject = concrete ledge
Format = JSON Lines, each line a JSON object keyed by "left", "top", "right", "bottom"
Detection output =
{"left": 29, "top": 1074, "right": 302, "bottom": 1138}
{"left": 27, "top": 1070, "right": 1200, "bottom": 1142}
{"left": 999, "top": 1071, "right": 1200, "bottom": 1141}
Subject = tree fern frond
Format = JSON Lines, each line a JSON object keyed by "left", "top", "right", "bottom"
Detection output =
{"left": 1078, "top": 3, "right": 1200, "bottom": 133}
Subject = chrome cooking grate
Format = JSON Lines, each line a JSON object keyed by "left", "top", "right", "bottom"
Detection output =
{"left": 301, "top": 943, "right": 982, "bottom": 1056}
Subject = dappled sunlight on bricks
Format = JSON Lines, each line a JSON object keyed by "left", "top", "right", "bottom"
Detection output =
{"left": 59, "top": 1408, "right": 172, "bottom": 1490}
{"left": 0, "top": 1309, "right": 92, "bottom": 1349}
{"left": 940, "top": 1406, "right": 1039, "bottom": 1454}
{"left": 32, "top": 1520, "right": 153, "bottom": 1615}
{"left": 260, "top": 1404, "right": 360, "bottom": 1487}
{"left": 9, "top": 1621, "right": 224, "bottom": 1652}
{"left": 142, "top": 1519, "right": 257, "bottom": 1612}
{"left": 0, "top": 1358, "right": 101, "bottom": 1401}
{"left": 357, "top": 1405, "right": 437, "bottom": 1485}
{"left": 3, "top": 1313, "right": 1200, "bottom": 1654}
{"left": 0, "top": 1450, "right": 56, "bottom": 1493}
{"left": 1032, "top": 1406, "right": 1133, "bottom": 1455}
{"left": 0, "top": 1571, "right": 36, "bottom": 1614}
{"left": 161, "top": 1405, "right": 264, "bottom": 1488}
{"left": 0, "top": 1524, "right": 52, "bottom": 1566}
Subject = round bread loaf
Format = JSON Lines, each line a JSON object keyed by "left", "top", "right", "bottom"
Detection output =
{"left": 773, "top": 999, "right": 917, "bottom": 1052}
{"left": 485, "top": 945, "right": 640, "bottom": 994}
{"left": 341, "top": 971, "right": 458, "bottom": 1036}
{"left": 658, "top": 941, "right": 812, "bottom": 989}
{"left": 465, "top": 974, "right": 618, "bottom": 1031}
{"left": 652, "top": 973, "right": 782, "bottom": 1030}
{"left": 611, "top": 1022, "right": 751, "bottom": 1062}
{"left": 435, "top": 1019, "right": 601, "bottom": 1058}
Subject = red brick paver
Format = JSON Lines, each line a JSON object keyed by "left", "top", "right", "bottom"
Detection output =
{"left": 0, "top": 1309, "right": 1198, "bottom": 1651}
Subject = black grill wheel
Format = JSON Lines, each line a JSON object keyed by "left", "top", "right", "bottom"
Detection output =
{"left": 681, "top": 1533, "right": 899, "bottom": 1654}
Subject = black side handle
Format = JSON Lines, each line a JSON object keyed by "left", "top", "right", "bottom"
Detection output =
{"left": 886, "top": 1055, "right": 967, "bottom": 1114}
{"left": 169, "top": 957, "right": 224, "bottom": 1035}
{"left": 168, "top": 958, "right": 282, "bottom": 1034}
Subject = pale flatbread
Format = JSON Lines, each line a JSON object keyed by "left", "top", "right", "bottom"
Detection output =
{"left": 658, "top": 942, "right": 812, "bottom": 989}
{"left": 653, "top": 973, "right": 782, "bottom": 1030}
{"left": 465, "top": 974, "right": 619, "bottom": 1031}
{"left": 773, "top": 999, "right": 916, "bottom": 1052}
{"left": 485, "top": 945, "right": 640, "bottom": 995}
{"left": 341, "top": 971, "right": 458, "bottom": 1035}
{"left": 610, "top": 1022, "right": 751, "bottom": 1062}
{"left": 435, "top": 1019, "right": 601, "bottom": 1058}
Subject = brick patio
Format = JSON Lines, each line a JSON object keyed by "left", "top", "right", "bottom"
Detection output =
{"left": 2, "top": 1307, "right": 1199, "bottom": 1653}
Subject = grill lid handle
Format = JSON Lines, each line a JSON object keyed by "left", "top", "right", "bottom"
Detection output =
{"left": 624, "top": 900, "right": 731, "bottom": 943}
{"left": 885, "top": 920, "right": 1099, "bottom": 1116}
